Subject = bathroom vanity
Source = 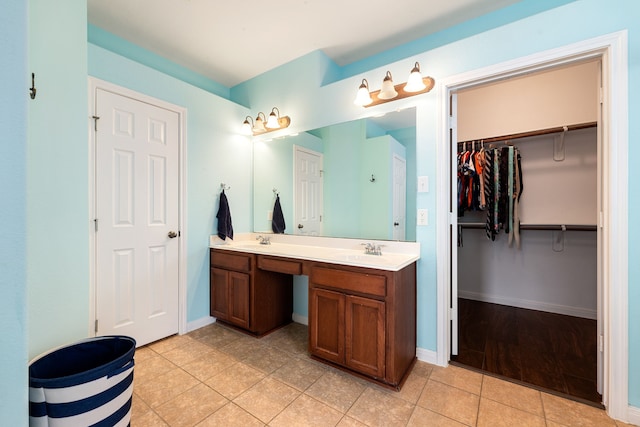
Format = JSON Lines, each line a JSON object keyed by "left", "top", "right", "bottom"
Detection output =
{"left": 210, "top": 234, "right": 419, "bottom": 389}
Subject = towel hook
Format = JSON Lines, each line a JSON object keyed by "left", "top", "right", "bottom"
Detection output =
{"left": 273, "top": 188, "right": 279, "bottom": 196}
{"left": 220, "top": 183, "right": 230, "bottom": 192}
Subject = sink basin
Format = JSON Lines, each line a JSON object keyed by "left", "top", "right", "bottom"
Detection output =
{"left": 231, "top": 243, "right": 272, "bottom": 251}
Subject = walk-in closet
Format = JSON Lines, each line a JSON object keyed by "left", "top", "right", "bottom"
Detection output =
{"left": 450, "top": 60, "right": 602, "bottom": 405}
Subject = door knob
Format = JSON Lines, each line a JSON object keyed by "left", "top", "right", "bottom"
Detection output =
{"left": 168, "top": 231, "right": 178, "bottom": 238}
{"left": 298, "top": 224, "right": 304, "bottom": 229}
{"left": 394, "top": 222, "right": 400, "bottom": 226}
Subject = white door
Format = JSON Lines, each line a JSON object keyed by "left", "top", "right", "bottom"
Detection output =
{"left": 392, "top": 154, "right": 406, "bottom": 240}
{"left": 294, "top": 146, "right": 323, "bottom": 236}
{"left": 95, "top": 88, "right": 180, "bottom": 347}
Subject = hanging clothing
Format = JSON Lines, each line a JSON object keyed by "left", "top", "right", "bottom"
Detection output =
{"left": 272, "top": 194, "right": 286, "bottom": 234}
{"left": 216, "top": 189, "right": 234, "bottom": 240}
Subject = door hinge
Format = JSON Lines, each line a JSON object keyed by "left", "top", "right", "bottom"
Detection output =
{"left": 94, "top": 218, "right": 98, "bottom": 232}
{"left": 599, "top": 335, "right": 604, "bottom": 352}
{"left": 94, "top": 319, "right": 99, "bottom": 333}
{"left": 92, "top": 115, "right": 100, "bottom": 132}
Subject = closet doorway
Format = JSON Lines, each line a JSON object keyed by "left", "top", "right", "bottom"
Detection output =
{"left": 449, "top": 60, "right": 603, "bottom": 405}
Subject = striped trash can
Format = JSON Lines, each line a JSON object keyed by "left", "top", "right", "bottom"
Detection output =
{"left": 29, "top": 335, "right": 136, "bottom": 427}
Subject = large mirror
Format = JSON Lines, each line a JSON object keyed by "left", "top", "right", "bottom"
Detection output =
{"left": 253, "top": 108, "right": 417, "bottom": 241}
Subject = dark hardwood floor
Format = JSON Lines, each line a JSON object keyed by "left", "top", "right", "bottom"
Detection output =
{"left": 451, "top": 298, "right": 602, "bottom": 405}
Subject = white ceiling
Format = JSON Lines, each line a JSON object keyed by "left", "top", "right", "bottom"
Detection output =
{"left": 88, "top": 0, "right": 520, "bottom": 88}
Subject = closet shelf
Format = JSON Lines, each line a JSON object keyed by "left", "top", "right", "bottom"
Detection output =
{"left": 458, "top": 222, "right": 597, "bottom": 231}
{"left": 457, "top": 121, "right": 597, "bottom": 145}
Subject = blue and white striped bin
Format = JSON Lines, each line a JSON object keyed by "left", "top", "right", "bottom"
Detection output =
{"left": 29, "top": 336, "right": 136, "bottom": 427}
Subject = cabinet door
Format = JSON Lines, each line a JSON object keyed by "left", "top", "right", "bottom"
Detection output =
{"left": 346, "top": 295, "right": 385, "bottom": 378}
{"left": 309, "top": 287, "right": 344, "bottom": 364}
{"left": 228, "top": 271, "right": 250, "bottom": 329}
{"left": 210, "top": 267, "right": 230, "bottom": 320}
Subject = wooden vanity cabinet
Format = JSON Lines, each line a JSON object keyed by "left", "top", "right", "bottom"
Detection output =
{"left": 210, "top": 249, "right": 293, "bottom": 336}
{"left": 309, "top": 262, "right": 416, "bottom": 388}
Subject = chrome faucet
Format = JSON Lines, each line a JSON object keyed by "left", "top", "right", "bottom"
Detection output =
{"left": 256, "top": 235, "right": 271, "bottom": 245}
{"left": 361, "top": 242, "right": 383, "bottom": 255}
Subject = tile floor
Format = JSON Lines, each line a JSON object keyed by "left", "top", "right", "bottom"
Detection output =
{"left": 131, "top": 322, "right": 634, "bottom": 427}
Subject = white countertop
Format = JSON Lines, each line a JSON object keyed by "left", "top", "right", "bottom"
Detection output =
{"left": 209, "top": 233, "right": 420, "bottom": 271}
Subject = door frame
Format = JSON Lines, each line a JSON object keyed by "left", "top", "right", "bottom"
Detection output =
{"left": 87, "top": 78, "right": 188, "bottom": 339}
{"left": 435, "top": 31, "right": 628, "bottom": 420}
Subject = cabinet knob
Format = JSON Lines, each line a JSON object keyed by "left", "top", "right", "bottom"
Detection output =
{"left": 168, "top": 231, "right": 178, "bottom": 238}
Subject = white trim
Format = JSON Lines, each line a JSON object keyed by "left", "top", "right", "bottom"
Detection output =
{"left": 416, "top": 347, "right": 438, "bottom": 365}
{"left": 87, "top": 77, "right": 189, "bottom": 340}
{"left": 187, "top": 316, "right": 216, "bottom": 333}
{"left": 628, "top": 406, "right": 640, "bottom": 426}
{"left": 292, "top": 313, "right": 309, "bottom": 326}
{"left": 458, "top": 291, "right": 597, "bottom": 320}
{"left": 436, "top": 31, "right": 628, "bottom": 422}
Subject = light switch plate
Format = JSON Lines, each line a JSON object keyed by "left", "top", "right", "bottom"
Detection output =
{"left": 418, "top": 176, "right": 429, "bottom": 193}
{"left": 417, "top": 209, "right": 428, "bottom": 226}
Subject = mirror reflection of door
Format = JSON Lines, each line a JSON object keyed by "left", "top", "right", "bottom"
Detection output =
{"left": 392, "top": 154, "right": 406, "bottom": 240}
{"left": 294, "top": 145, "right": 323, "bottom": 235}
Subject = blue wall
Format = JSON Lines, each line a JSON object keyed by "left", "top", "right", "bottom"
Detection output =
{"left": 0, "top": 0, "right": 28, "bottom": 423}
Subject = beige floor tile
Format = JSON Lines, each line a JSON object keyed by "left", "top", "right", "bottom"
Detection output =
{"left": 154, "top": 383, "right": 228, "bottom": 427}
{"left": 162, "top": 340, "right": 216, "bottom": 367}
{"left": 181, "top": 348, "right": 236, "bottom": 382}
{"left": 270, "top": 394, "right": 344, "bottom": 427}
{"left": 347, "top": 387, "right": 415, "bottom": 427}
{"left": 131, "top": 408, "right": 170, "bottom": 426}
{"left": 615, "top": 421, "right": 640, "bottom": 427}
{"left": 481, "top": 374, "right": 544, "bottom": 417}
{"left": 194, "top": 324, "right": 244, "bottom": 348}
{"left": 305, "top": 370, "right": 367, "bottom": 413}
{"left": 411, "top": 361, "right": 435, "bottom": 379}
{"left": 477, "top": 397, "right": 545, "bottom": 427}
{"left": 336, "top": 416, "right": 369, "bottom": 427}
{"left": 135, "top": 368, "right": 200, "bottom": 408}
{"left": 148, "top": 334, "right": 195, "bottom": 354}
{"left": 541, "top": 392, "right": 616, "bottom": 427}
{"left": 233, "top": 377, "right": 301, "bottom": 424}
{"left": 134, "top": 355, "right": 179, "bottom": 386}
{"left": 241, "top": 345, "right": 293, "bottom": 374}
{"left": 219, "top": 334, "right": 268, "bottom": 360}
{"left": 429, "top": 364, "right": 483, "bottom": 395}
{"left": 271, "top": 356, "right": 327, "bottom": 391}
{"left": 131, "top": 392, "right": 152, "bottom": 419}
{"left": 196, "top": 402, "right": 264, "bottom": 427}
{"left": 407, "top": 406, "right": 467, "bottom": 427}
{"left": 135, "top": 346, "right": 159, "bottom": 362}
{"left": 417, "top": 379, "right": 480, "bottom": 426}
{"left": 385, "top": 369, "right": 429, "bottom": 404}
{"left": 204, "top": 362, "right": 265, "bottom": 400}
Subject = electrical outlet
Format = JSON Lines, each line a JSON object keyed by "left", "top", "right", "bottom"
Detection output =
{"left": 418, "top": 176, "right": 429, "bottom": 193}
{"left": 417, "top": 209, "right": 428, "bottom": 226}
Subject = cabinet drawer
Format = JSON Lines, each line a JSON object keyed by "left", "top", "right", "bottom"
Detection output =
{"left": 210, "top": 250, "right": 252, "bottom": 272}
{"left": 258, "top": 256, "right": 303, "bottom": 275}
{"left": 310, "top": 267, "right": 386, "bottom": 297}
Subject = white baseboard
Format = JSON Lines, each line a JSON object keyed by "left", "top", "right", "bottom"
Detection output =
{"left": 186, "top": 316, "right": 216, "bottom": 333}
{"left": 292, "top": 313, "right": 308, "bottom": 326}
{"left": 458, "top": 290, "right": 597, "bottom": 320}
{"left": 416, "top": 347, "right": 439, "bottom": 366}
{"left": 627, "top": 405, "right": 640, "bottom": 426}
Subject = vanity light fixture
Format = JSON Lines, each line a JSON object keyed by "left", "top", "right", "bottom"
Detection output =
{"left": 354, "top": 79, "right": 373, "bottom": 106}
{"left": 354, "top": 61, "right": 435, "bottom": 108}
{"left": 378, "top": 71, "right": 398, "bottom": 100}
{"left": 243, "top": 108, "right": 291, "bottom": 136}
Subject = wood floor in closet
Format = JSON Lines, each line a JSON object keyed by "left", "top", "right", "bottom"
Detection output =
{"left": 451, "top": 298, "right": 601, "bottom": 405}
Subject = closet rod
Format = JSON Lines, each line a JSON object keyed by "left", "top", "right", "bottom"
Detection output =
{"left": 458, "top": 222, "right": 597, "bottom": 231}
{"left": 457, "top": 121, "right": 597, "bottom": 145}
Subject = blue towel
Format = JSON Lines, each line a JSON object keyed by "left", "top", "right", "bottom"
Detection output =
{"left": 272, "top": 195, "right": 286, "bottom": 234}
{"left": 216, "top": 190, "right": 234, "bottom": 240}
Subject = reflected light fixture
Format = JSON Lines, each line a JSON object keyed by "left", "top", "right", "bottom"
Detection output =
{"left": 243, "top": 108, "right": 291, "bottom": 136}
{"left": 354, "top": 79, "right": 373, "bottom": 106}
{"left": 378, "top": 71, "right": 398, "bottom": 100}
{"left": 354, "top": 61, "right": 435, "bottom": 108}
